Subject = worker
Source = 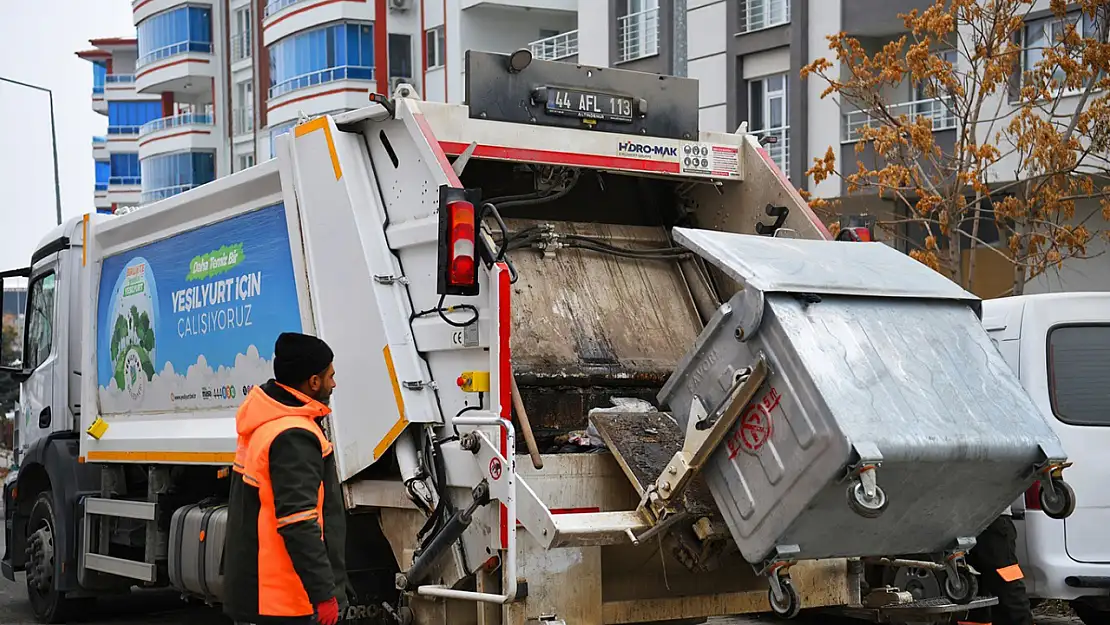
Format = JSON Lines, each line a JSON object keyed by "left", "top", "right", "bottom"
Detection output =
{"left": 961, "top": 506, "right": 1032, "bottom": 625}
{"left": 224, "top": 332, "right": 349, "bottom": 625}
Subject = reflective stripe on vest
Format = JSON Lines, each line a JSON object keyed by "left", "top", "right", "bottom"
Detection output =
{"left": 235, "top": 385, "right": 333, "bottom": 618}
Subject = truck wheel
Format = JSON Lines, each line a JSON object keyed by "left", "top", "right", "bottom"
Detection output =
{"left": 25, "top": 492, "right": 89, "bottom": 623}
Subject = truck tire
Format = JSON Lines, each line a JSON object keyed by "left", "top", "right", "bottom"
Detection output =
{"left": 25, "top": 492, "right": 92, "bottom": 623}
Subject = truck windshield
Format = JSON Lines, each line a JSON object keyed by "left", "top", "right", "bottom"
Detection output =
{"left": 1048, "top": 324, "right": 1110, "bottom": 426}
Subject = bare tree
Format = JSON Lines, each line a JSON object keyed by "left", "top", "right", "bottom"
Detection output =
{"left": 802, "top": 0, "right": 1110, "bottom": 296}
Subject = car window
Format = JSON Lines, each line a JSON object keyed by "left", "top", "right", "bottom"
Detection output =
{"left": 1048, "top": 324, "right": 1110, "bottom": 426}
{"left": 24, "top": 273, "right": 56, "bottom": 371}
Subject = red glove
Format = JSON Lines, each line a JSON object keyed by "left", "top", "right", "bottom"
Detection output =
{"left": 316, "top": 596, "right": 340, "bottom": 625}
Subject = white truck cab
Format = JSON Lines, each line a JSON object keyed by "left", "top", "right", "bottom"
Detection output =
{"left": 982, "top": 292, "right": 1110, "bottom": 625}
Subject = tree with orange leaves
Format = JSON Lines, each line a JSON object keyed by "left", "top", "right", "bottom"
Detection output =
{"left": 802, "top": 0, "right": 1110, "bottom": 296}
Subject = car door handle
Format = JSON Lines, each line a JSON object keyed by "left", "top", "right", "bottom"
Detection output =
{"left": 38, "top": 407, "right": 51, "bottom": 429}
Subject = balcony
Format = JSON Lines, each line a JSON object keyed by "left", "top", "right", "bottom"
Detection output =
{"left": 93, "top": 136, "right": 108, "bottom": 160}
{"left": 529, "top": 30, "right": 578, "bottom": 61}
{"left": 138, "top": 112, "right": 220, "bottom": 159}
{"left": 141, "top": 183, "right": 205, "bottom": 204}
{"left": 231, "top": 32, "right": 252, "bottom": 65}
{"left": 842, "top": 96, "right": 957, "bottom": 143}
{"left": 133, "top": 0, "right": 213, "bottom": 25}
{"left": 262, "top": 0, "right": 375, "bottom": 47}
{"left": 94, "top": 186, "right": 111, "bottom": 212}
{"left": 617, "top": 8, "right": 659, "bottom": 63}
{"left": 106, "top": 74, "right": 135, "bottom": 85}
{"left": 738, "top": 0, "right": 790, "bottom": 34}
{"left": 135, "top": 42, "right": 216, "bottom": 95}
{"left": 751, "top": 127, "right": 790, "bottom": 178}
{"left": 264, "top": 0, "right": 305, "bottom": 17}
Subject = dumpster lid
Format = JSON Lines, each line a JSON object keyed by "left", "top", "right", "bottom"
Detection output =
{"left": 673, "top": 228, "right": 979, "bottom": 303}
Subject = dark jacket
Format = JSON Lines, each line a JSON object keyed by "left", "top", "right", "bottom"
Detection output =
{"left": 223, "top": 380, "right": 349, "bottom": 623}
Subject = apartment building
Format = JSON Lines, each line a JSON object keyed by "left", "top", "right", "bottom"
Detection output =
{"left": 688, "top": 0, "right": 1110, "bottom": 294}
{"left": 78, "top": 38, "right": 163, "bottom": 214}
{"left": 80, "top": 0, "right": 674, "bottom": 214}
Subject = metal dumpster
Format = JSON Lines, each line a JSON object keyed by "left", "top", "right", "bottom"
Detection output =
{"left": 656, "top": 228, "right": 1073, "bottom": 615}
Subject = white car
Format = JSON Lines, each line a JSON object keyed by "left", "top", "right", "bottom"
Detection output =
{"left": 982, "top": 292, "right": 1110, "bottom": 625}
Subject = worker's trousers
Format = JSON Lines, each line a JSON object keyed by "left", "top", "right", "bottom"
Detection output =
{"left": 964, "top": 515, "right": 1032, "bottom": 625}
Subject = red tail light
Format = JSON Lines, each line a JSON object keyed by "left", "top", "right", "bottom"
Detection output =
{"left": 1026, "top": 482, "right": 1042, "bottom": 510}
{"left": 850, "top": 227, "right": 872, "bottom": 242}
{"left": 437, "top": 190, "right": 480, "bottom": 296}
{"left": 447, "top": 201, "right": 476, "bottom": 287}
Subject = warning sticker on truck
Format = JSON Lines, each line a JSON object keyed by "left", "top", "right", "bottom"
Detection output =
{"left": 96, "top": 203, "right": 303, "bottom": 415}
{"left": 680, "top": 144, "right": 740, "bottom": 178}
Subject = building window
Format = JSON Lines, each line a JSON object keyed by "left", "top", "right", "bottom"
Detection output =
{"left": 92, "top": 63, "right": 106, "bottom": 94}
{"left": 108, "top": 101, "right": 163, "bottom": 135}
{"left": 140, "top": 151, "right": 216, "bottom": 203}
{"left": 137, "top": 5, "right": 213, "bottom": 68}
{"left": 389, "top": 33, "right": 413, "bottom": 79}
{"left": 23, "top": 272, "right": 56, "bottom": 372}
{"left": 235, "top": 80, "right": 254, "bottom": 135}
{"left": 1023, "top": 11, "right": 1100, "bottom": 90}
{"left": 95, "top": 161, "right": 110, "bottom": 191}
{"left": 426, "top": 27, "right": 445, "bottom": 70}
{"left": 1048, "top": 325, "right": 1110, "bottom": 426}
{"left": 741, "top": 0, "right": 790, "bottom": 33}
{"left": 617, "top": 0, "right": 660, "bottom": 63}
{"left": 748, "top": 74, "right": 790, "bottom": 176}
{"left": 232, "top": 6, "right": 252, "bottom": 62}
{"left": 238, "top": 154, "right": 256, "bottom": 171}
{"left": 268, "top": 119, "right": 298, "bottom": 159}
{"left": 268, "top": 23, "right": 375, "bottom": 100}
{"left": 110, "top": 153, "right": 141, "bottom": 186}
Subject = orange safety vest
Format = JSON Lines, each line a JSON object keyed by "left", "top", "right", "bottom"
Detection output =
{"left": 231, "top": 382, "right": 333, "bottom": 618}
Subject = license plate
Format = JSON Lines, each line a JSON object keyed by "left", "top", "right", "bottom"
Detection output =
{"left": 545, "top": 88, "right": 635, "bottom": 123}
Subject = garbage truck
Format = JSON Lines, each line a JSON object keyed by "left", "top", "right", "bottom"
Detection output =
{"left": 0, "top": 51, "right": 1075, "bottom": 625}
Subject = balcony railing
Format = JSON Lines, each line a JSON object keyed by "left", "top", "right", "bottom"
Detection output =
{"left": 142, "top": 183, "right": 202, "bottom": 204}
{"left": 231, "top": 32, "right": 252, "bottom": 62}
{"left": 618, "top": 8, "right": 660, "bottom": 63}
{"left": 108, "top": 125, "right": 142, "bottom": 136}
{"left": 137, "top": 41, "right": 214, "bottom": 69}
{"left": 739, "top": 0, "right": 790, "bottom": 34}
{"left": 93, "top": 136, "right": 107, "bottom": 144}
{"left": 269, "top": 65, "right": 374, "bottom": 99}
{"left": 93, "top": 85, "right": 105, "bottom": 95}
{"left": 842, "top": 96, "right": 957, "bottom": 142}
{"left": 233, "top": 107, "right": 255, "bottom": 135}
{"left": 95, "top": 182, "right": 109, "bottom": 192}
{"left": 529, "top": 30, "right": 578, "bottom": 61}
{"left": 106, "top": 74, "right": 135, "bottom": 84}
{"left": 109, "top": 176, "right": 142, "bottom": 186}
{"left": 139, "top": 112, "right": 215, "bottom": 137}
{"left": 751, "top": 127, "right": 790, "bottom": 177}
{"left": 265, "top": 0, "right": 306, "bottom": 17}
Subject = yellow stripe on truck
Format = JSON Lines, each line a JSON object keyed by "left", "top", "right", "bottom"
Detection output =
{"left": 86, "top": 451, "right": 235, "bottom": 464}
{"left": 375, "top": 345, "right": 409, "bottom": 460}
{"left": 294, "top": 117, "right": 342, "bottom": 181}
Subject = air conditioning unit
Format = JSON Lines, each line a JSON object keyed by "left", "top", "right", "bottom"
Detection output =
{"left": 390, "top": 76, "right": 417, "bottom": 98}
{"left": 389, "top": 0, "right": 411, "bottom": 10}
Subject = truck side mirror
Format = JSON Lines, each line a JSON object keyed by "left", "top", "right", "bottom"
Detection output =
{"left": 1, "top": 268, "right": 32, "bottom": 383}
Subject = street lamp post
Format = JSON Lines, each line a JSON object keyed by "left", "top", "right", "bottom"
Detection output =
{"left": 0, "top": 77, "right": 63, "bottom": 226}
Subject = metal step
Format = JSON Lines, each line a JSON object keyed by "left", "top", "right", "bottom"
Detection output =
{"left": 80, "top": 497, "right": 156, "bottom": 583}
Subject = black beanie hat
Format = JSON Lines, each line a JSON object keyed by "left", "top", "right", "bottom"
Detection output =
{"left": 273, "top": 332, "right": 334, "bottom": 386}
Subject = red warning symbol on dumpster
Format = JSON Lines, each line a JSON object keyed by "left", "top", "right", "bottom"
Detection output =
{"left": 727, "top": 387, "right": 781, "bottom": 458}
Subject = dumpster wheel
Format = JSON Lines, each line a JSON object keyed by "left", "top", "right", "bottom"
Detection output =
{"left": 942, "top": 567, "right": 978, "bottom": 605}
{"left": 768, "top": 576, "right": 801, "bottom": 619}
{"left": 847, "top": 481, "right": 888, "bottom": 518}
{"left": 1039, "top": 480, "right": 1075, "bottom": 520}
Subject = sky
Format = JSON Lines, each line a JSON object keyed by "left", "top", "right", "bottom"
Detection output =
{"left": 0, "top": 1, "right": 135, "bottom": 271}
